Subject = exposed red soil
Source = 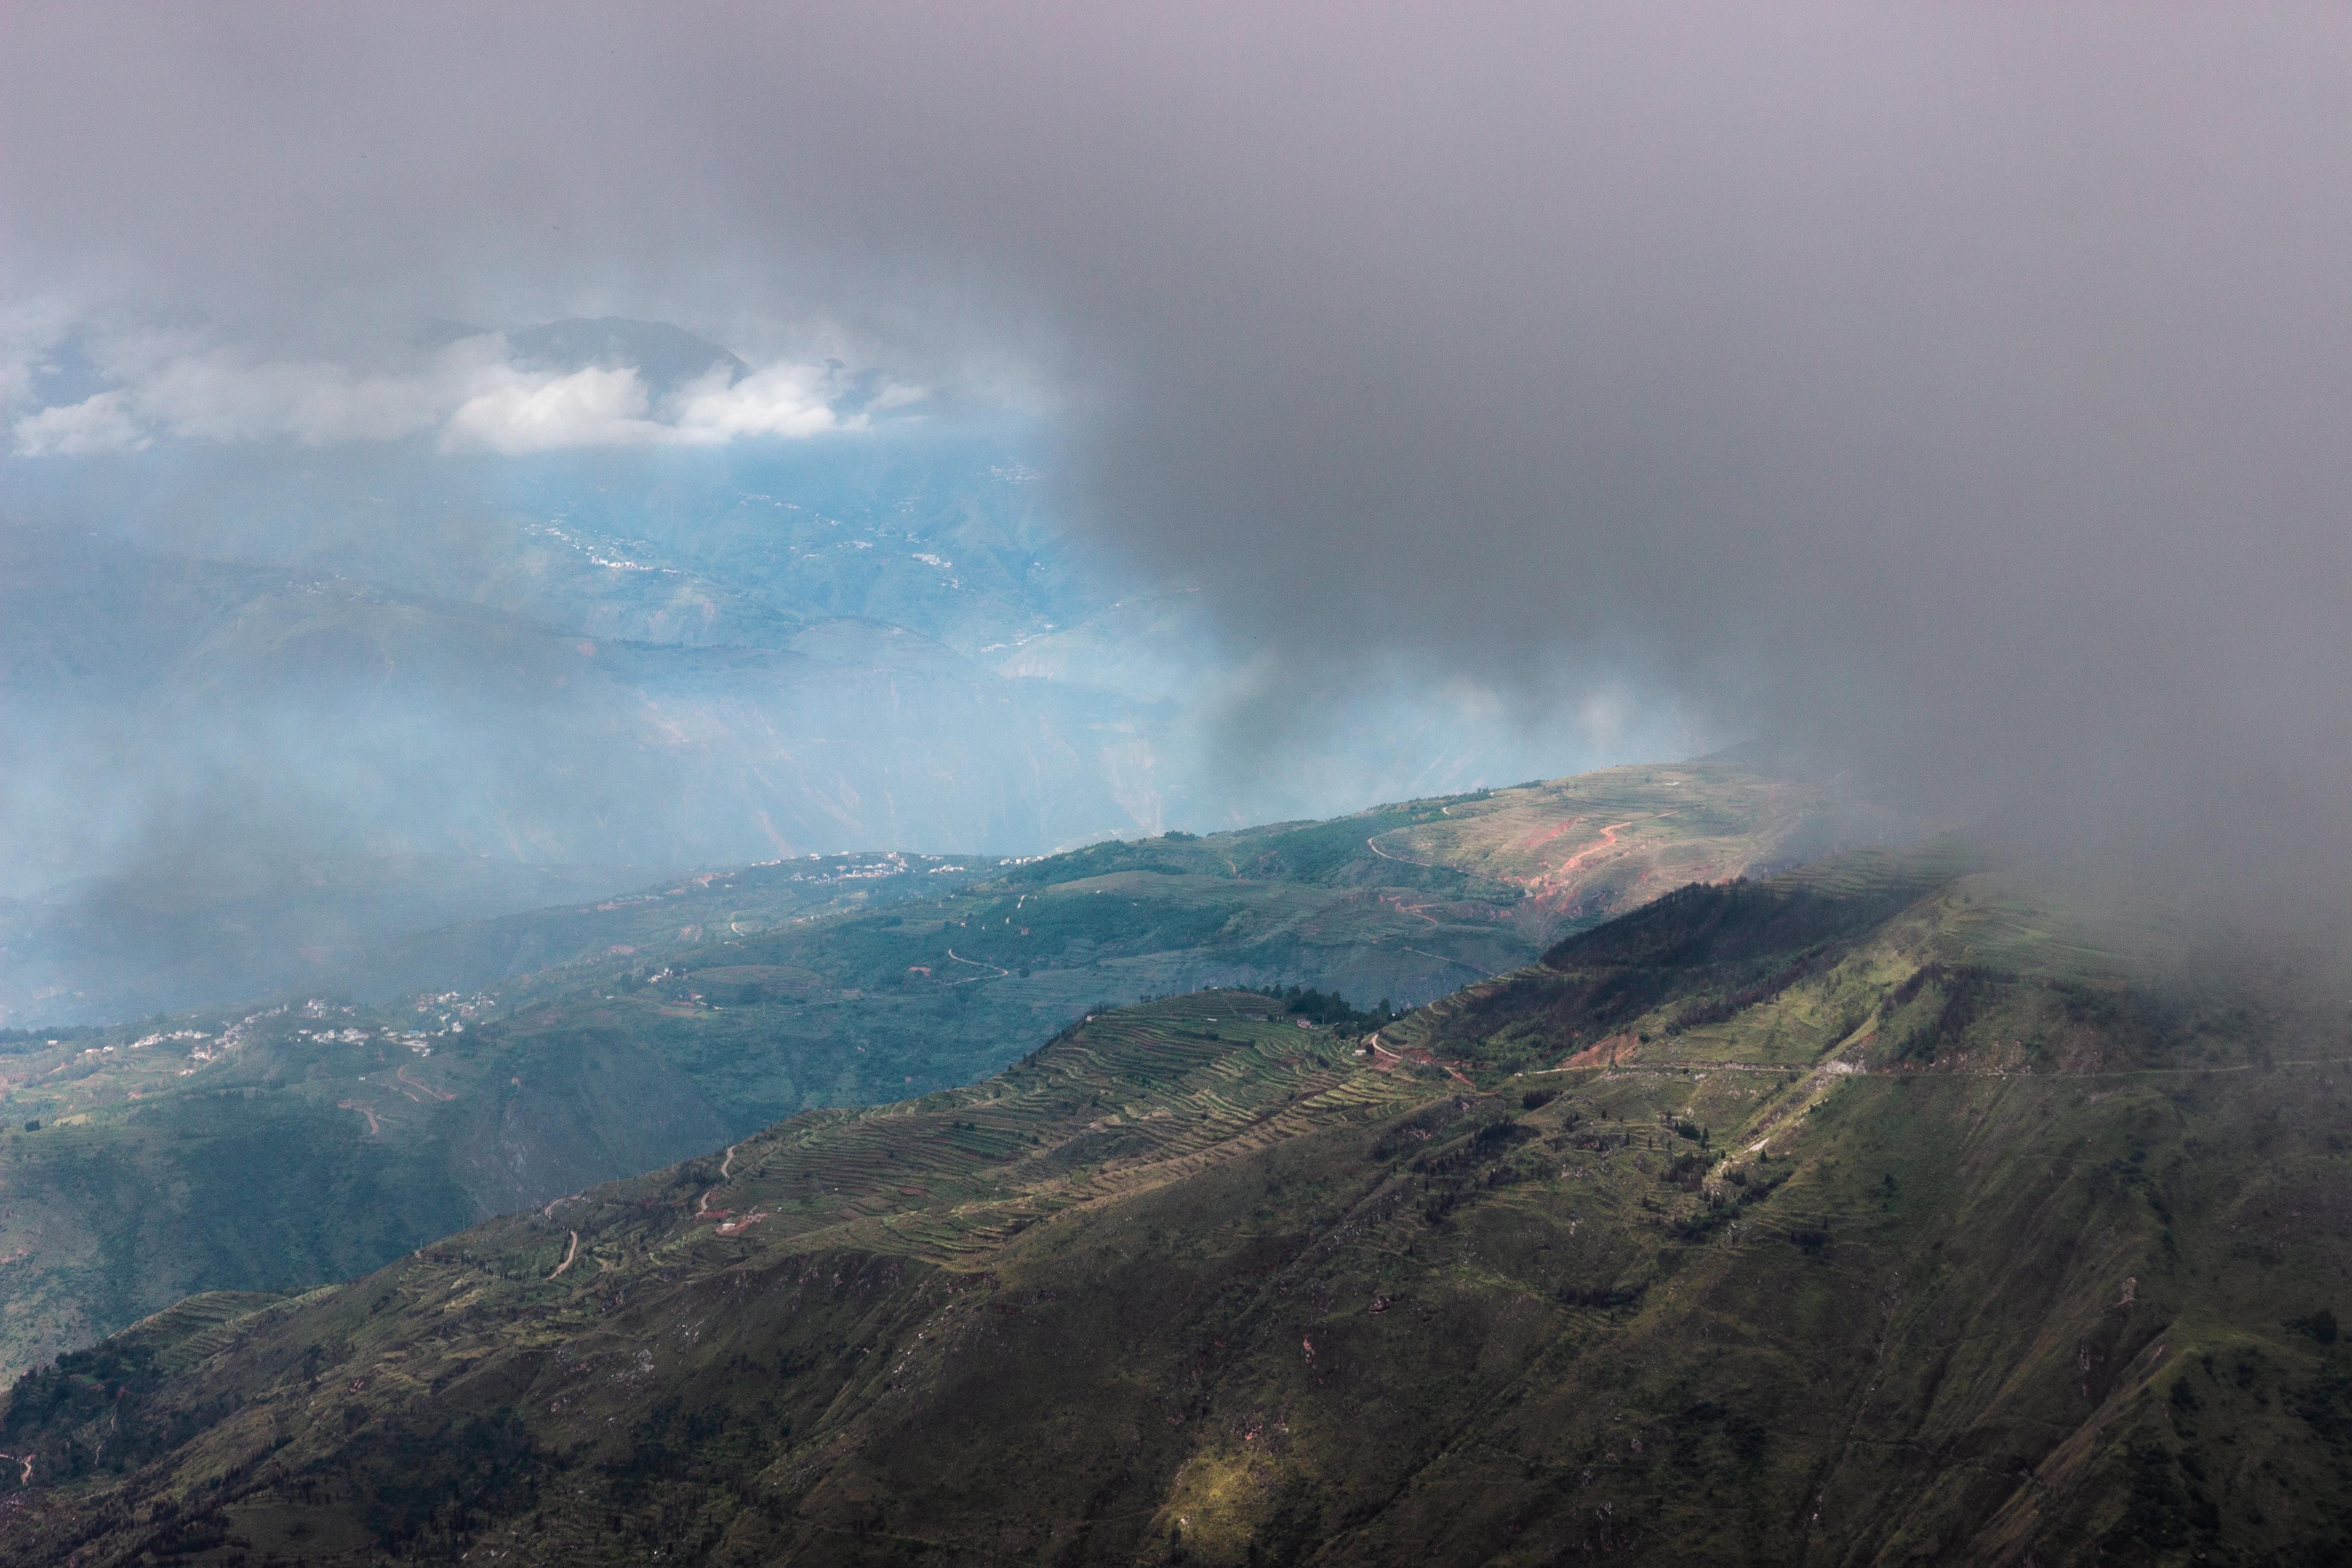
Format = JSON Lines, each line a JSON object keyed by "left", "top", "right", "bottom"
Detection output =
{"left": 1362, "top": 1036, "right": 1476, "bottom": 1087}
{"left": 1560, "top": 1033, "right": 1641, "bottom": 1069}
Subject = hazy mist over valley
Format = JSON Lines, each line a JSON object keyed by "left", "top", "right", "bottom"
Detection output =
{"left": 2, "top": 7, "right": 2350, "bottom": 1566}
{"left": 0, "top": 323, "right": 1635, "bottom": 1023}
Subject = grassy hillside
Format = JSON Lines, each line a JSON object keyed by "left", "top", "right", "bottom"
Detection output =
{"left": 3, "top": 854, "right": 2342, "bottom": 1565}
{"left": 0, "top": 763, "right": 1866, "bottom": 1383}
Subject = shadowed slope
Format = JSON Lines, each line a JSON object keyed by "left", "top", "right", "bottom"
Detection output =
{"left": 5, "top": 863, "right": 2347, "bottom": 1564}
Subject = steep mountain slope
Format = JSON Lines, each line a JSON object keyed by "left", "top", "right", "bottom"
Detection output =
{"left": 5, "top": 854, "right": 2341, "bottom": 1565}
{"left": 0, "top": 764, "right": 1869, "bottom": 1382}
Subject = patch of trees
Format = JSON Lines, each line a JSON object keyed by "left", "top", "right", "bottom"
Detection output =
{"left": 1409, "top": 1115, "right": 1536, "bottom": 1223}
{"left": 2052, "top": 978, "right": 2186, "bottom": 1064}
{"left": 1668, "top": 1204, "right": 1735, "bottom": 1243}
{"left": 1660, "top": 1151, "right": 1710, "bottom": 1191}
{"left": 1883, "top": 962, "right": 2200, "bottom": 1068}
{"left": 1411, "top": 1120, "right": 1528, "bottom": 1180}
{"left": 1887, "top": 964, "right": 2012, "bottom": 1062}
{"left": 0, "top": 1340, "right": 239, "bottom": 1483}
{"left": 1541, "top": 877, "right": 1938, "bottom": 977}
{"left": 1664, "top": 943, "right": 1842, "bottom": 1034}
{"left": 601, "top": 1390, "right": 777, "bottom": 1497}
{"left": 121, "top": 1499, "right": 235, "bottom": 1559}
{"left": 2288, "top": 1308, "right": 2341, "bottom": 1346}
{"left": 1473, "top": 1117, "right": 1533, "bottom": 1152}
{"left": 0, "top": 1024, "right": 99, "bottom": 1054}
{"left": 1667, "top": 1399, "right": 1768, "bottom": 1470}
{"left": 2, "top": 1341, "right": 167, "bottom": 1479}
{"left": 348, "top": 1406, "right": 554, "bottom": 1557}
{"left": 1242, "top": 984, "right": 1398, "bottom": 1030}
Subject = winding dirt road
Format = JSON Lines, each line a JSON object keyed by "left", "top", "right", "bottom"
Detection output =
{"left": 945, "top": 948, "right": 1009, "bottom": 980}
{"left": 1511, "top": 817, "right": 1668, "bottom": 910}
{"left": 1541, "top": 820, "right": 1633, "bottom": 884}
{"left": 395, "top": 1066, "right": 456, "bottom": 1103}
{"left": 548, "top": 1231, "right": 579, "bottom": 1279}
{"left": 1365, "top": 833, "right": 1437, "bottom": 869}
{"left": 696, "top": 1143, "right": 742, "bottom": 1216}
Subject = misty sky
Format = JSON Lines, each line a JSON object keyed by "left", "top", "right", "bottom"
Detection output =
{"left": 7, "top": 4, "right": 2352, "bottom": 928}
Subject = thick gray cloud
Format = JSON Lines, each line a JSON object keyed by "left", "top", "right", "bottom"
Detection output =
{"left": 8, "top": 4, "right": 2352, "bottom": 925}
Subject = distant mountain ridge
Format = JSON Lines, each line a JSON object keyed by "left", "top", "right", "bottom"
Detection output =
{"left": 0, "top": 762, "right": 1890, "bottom": 1380}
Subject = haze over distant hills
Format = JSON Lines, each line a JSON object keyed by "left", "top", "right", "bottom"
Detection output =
{"left": 0, "top": 320, "right": 1633, "bottom": 1026}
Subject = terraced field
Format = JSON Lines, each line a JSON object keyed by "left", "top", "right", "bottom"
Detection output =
{"left": 639, "top": 994, "right": 1411, "bottom": 1271}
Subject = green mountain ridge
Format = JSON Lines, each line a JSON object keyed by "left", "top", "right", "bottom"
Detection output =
{"left": 0, "top": 764, "right": 1865, "bottom": 1383}
{"left": 3, "top": 848, "right": 2343, "bottom": 1564}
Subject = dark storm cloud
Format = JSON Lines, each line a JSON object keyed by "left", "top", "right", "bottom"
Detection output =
{"left": 9, "top": 4, "right": 2352, "bottom": 921}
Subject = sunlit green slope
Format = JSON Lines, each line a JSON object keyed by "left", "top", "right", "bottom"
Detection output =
{"left": 0, "top": 762, "right": 1865, "bottom": 1382}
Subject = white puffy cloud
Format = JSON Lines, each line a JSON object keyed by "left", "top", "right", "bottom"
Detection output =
{"left": 8, "top": 328, "right": 899, "bottom": 456}
{"left": 440, "top": 361, "right": 873, "bottom": 452}
{"left": 0, "top": 300, "right": 80, "bottom": 411}
{"left": 126, "top": 344, "right": 472, "bottom": 445}
{"left": 10, "top": 333, "right": 502, "bottom": 455}
{"left": 663, "top": 363, "right": 841, "bottom": 444}
{"left": 12, "top": 389, "right": 148, "bottom": 456}
{"left": 442, "top": 364, "right": 660, "bottom": 454}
